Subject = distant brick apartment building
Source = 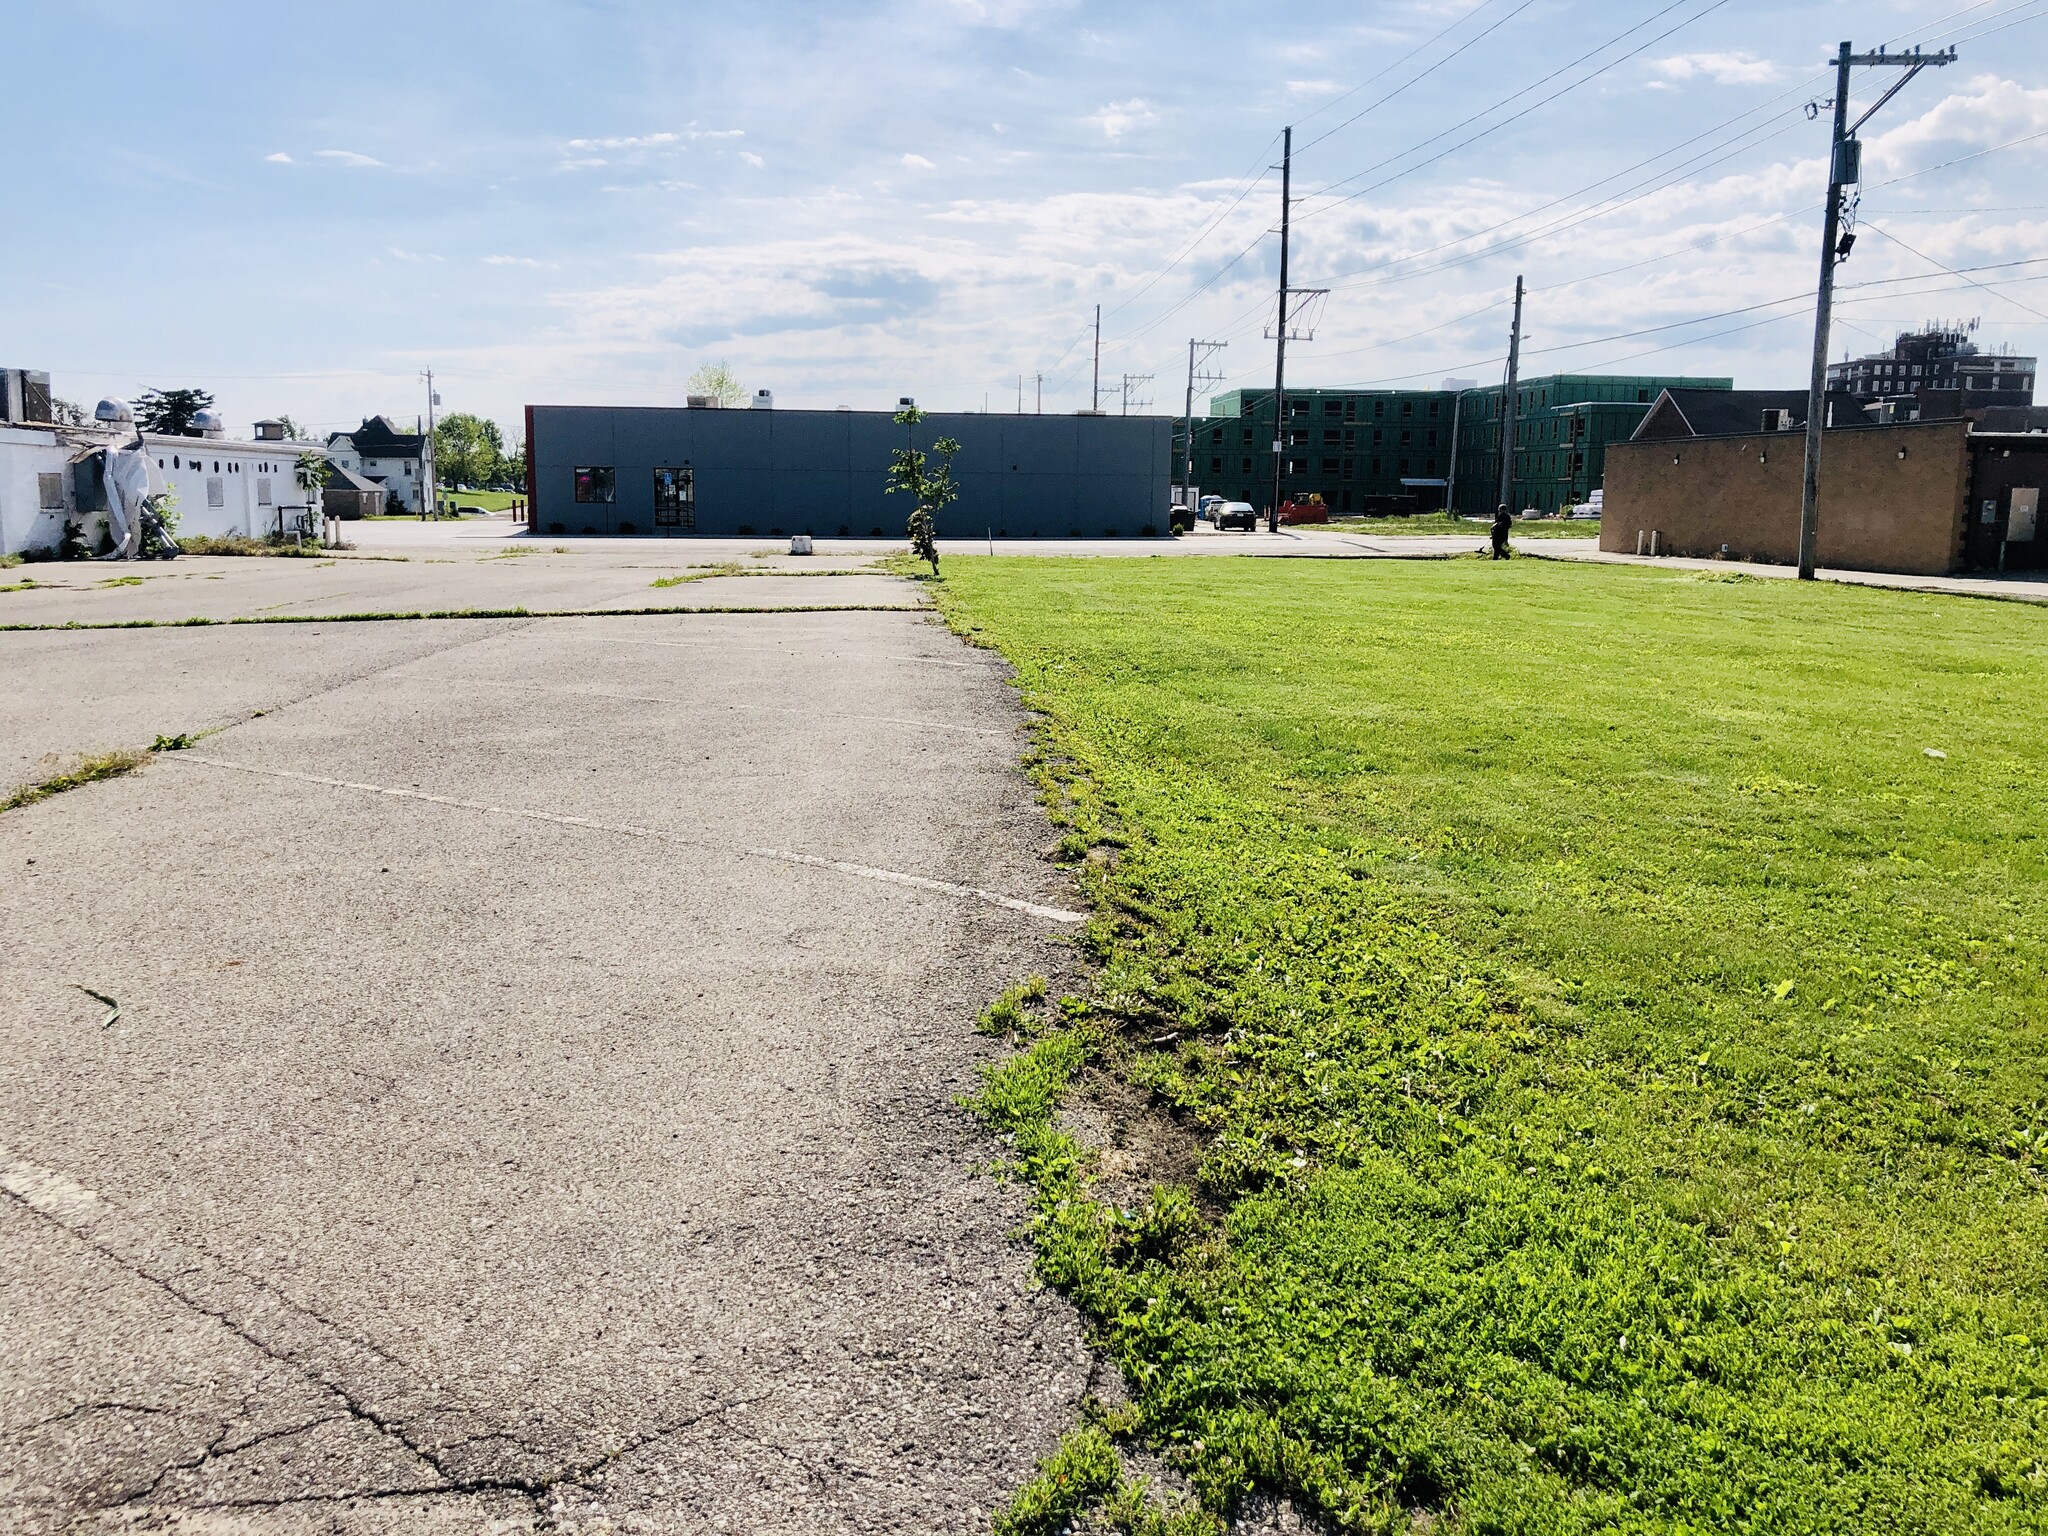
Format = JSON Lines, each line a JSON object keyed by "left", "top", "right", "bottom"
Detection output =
{"left": 1825, "top": 323, "right": 2035, "bottom": 418}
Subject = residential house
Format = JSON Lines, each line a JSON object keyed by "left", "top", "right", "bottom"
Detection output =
{"left": 327, "top": 415, "right": 427, "bottom": 513}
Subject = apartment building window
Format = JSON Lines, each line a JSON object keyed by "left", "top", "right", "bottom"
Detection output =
{"left": 1324, "top": 400, "right": 1342, "bottom": 417}
{"left": 1344, "top": 401, "right": 1357, "bottom": 421}
{"left": 1287, "top": 457, "right": 1307, "bottom": 474}
{"left": 1399, "top": 458, "right": 1411, "bottom": 475}
{"left": 1401, "top": 401, "right": 1414, "bottom": 419}
{"left": 1426, "top": 459, "right": 1438, "bottom": 475}
{"left": 1241, "top": 457, "right": 1253, "bottom": 473}
{"left": 1371, "top": 457, "right": 1382, "bottom": 474}
{"left": 1323, "top": 429, "right": 1341, "bottom": 446}
{"left": 1210, "top": 457, "right": 1223, "bottom": 473}
{"left": 1426, "top": 430, "right": 1438, "bottom": 447}
{"left": 1322, "top": 457, "right": 1340, "bottom": 475}
{"left": 574, "top": 466, "right": 616, "bottom": 503}
{"left": 1400, "top": 430, "right": 1413, "bottom": 446}
{"left": 1372, "top": 429, "right": 1384, "bottom": 447}
{"left": 1210, "top": 428, "right": 1224, "bottom": 445}
{"left": 1343, "top": 429, "right": 1355, "bottom": 449}
{"left": 1374, "top": 401, "right": 1385, "bottom": 418}
{"left": 1242, "top": 429, "right": 1254, "bottom": 446}
{"left": 1342, "top": 458, "right": 1354, "bottom": 479}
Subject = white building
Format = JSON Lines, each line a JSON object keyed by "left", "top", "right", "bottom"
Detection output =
{"left": 0, "top": 417, "right": 324, "bottom": 557}
{"left": 326, "top": 415, "right": 427, "bottom": 513}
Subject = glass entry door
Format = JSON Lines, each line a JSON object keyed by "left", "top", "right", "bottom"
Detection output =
{"left": 653, "top": 466, "right": 695, "bottom": 531}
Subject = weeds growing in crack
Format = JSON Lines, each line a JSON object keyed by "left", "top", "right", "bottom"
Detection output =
{"left": 2, "top": 749, "right": 148, "bottom": 814}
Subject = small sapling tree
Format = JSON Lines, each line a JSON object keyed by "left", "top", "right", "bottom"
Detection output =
{"left": 885, "top": 406, "right": 958, "bottom": 576}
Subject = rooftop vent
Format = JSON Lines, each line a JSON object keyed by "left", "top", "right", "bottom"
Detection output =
{"left": 95, "top": 397, "right": 134, "bottom": 425}
{"left": 751, "top": 389, "right": 774, "bottom": 410}
{"left": 2, "top": 369, "right": 53, "bottom": 424}
{"left": 192, "top": 409, "right": 226, "bottom": 439}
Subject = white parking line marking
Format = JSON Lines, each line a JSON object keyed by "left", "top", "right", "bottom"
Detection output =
{"left": 439, "top": 675, "right": 1008, "bottom": 736}
{"left": 173, "top": 755, "right": 1088, "bottom": 926}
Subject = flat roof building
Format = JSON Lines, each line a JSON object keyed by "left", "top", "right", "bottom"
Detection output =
{"left": 523, "top": 403, "right": 1173, "bottom": 539}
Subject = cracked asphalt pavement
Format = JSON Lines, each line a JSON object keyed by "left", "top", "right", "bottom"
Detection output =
{"left": 0, "top": 566, "right": 1095, "bottom": 1532}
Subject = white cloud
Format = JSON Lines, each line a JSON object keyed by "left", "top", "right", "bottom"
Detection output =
{"left": 1088, "top": 98, "right": 1156, "bottom": 141}
{"left": 315, "top": 149, "right": 385, "bottom": 168}
{"left": 1286, "top": 79, "right": 1342, "bottom": 97}
{"left": 901, "top": 153, "right": 936, "bottom": 170}
{"left": 387, "top": 247, "right": 443, "bottom": 263}
{"left": 264, "top": 151, "right": 293, "bottom": 164}
{"left": 739, "top": 151, "right": 765, "bottom": 167}
{"left": 1653, "top": 52, "right": 1783, "bottom": 85}
{"left": 567, "top": 132, "right": 681, "bottom": 150}
{"left": 1867, "top": 75, "right": 2048, "bottom": 176}
{"left": 483, "top": 255, "right": 544, "bottom": 267}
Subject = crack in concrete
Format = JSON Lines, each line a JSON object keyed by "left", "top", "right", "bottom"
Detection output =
{"left": 170, "top": 754, "right": 1090, "bottom": 925}
{"left": 4, "top": 1141, "right": 788, "bottom": 1523}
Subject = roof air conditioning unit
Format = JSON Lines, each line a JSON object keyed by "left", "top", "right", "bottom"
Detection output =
{"left": 686, "top": 394, "right": 721, "bottom": 409}
{"left": 751, "top": 389, "right": 774, "bottom": 410}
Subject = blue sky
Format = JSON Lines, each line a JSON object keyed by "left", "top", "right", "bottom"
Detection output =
{"left": 8, "top": 0, "right": 2048, "bottom": 443}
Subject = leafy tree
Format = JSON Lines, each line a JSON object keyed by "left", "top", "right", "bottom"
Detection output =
{"left": 50, "top": 397, "right": 88, "bottom": 427}
{"left": 272, "top": 413, "right": 306, "bottom": 440}
{"left": 687, "top": 360, "right": 746, "bottom": 408}
{"left": 134, "top": 387, "right": 216, "bottom": 436}
{"left": 494, "top": 440, "right": 526, "bottom": 489}
{"left": 432, "top": 412, "right": 505, "bottom": 488}
{"left": 885, "top": 406, "right": 958, "bottom": 576}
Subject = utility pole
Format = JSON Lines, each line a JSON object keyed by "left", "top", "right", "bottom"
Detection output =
{"left": 1268, "top": 127, "right": 1293, "bottom": 533}
{"left": 1091, "top": 305, "right": 1102, "bottom": 413}
{"left": 1496, "top": 277, "right": 1524, "bottom": 519}
{"left": 1120, "top": 373, "right": 1154, "bottom": 416}
{"left": 1181, "top": 339, "right": 1228, "bottom": 508}
{"left": 1798, "top": 42, "right": 1955, "bottom": 579}
{"left": 1444, "top": 389, "right": 1465, "bottom": 516}
{"left": 1035, "top": 373, "right": 1043, "bottom": 415}
{"left": 420, "top": 367, "right": 439, "bottom": 518}
{"left": 1017, "top": 375, "right": 1023, "bottom": 414}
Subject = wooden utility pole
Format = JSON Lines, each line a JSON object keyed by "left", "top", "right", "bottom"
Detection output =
{"left": 1091, "top": 305, "right": 1102, "bottom": 413}
{"left": 1496, "top": 277, "right": 1524, "bottom": 518}
{"left": 1798, "top": 42, "right": 1954, "bottom": 579}
{"left": 1181, "top": 339, "right": 1227, "bottom": 507}
{"left": 1268, "top": 127, "right": 1293, "bottom": 533}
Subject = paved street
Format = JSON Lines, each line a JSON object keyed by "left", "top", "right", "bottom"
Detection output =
{"left": 0, "top": 565, "right": 1099, "bottom": 1532}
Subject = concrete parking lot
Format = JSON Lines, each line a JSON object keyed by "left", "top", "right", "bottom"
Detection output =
{"left": 0, "top": 564, "right": 1101, "bottom": 1532}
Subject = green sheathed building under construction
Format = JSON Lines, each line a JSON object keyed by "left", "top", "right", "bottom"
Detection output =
{"left": 1174, "top": 373, "right": 1732, "bottom": 518}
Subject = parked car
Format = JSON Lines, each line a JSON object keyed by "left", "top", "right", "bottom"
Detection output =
{"left": 1215, "top": 501, "right": 1258, "bottom": 531}
{"left": 1198, "top": 495, "right": 1226, "bottom": 520}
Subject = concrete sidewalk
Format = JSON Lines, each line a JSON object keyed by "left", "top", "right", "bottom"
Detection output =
{"left": 0, "top": 597, "right": 1096, "bottom": 1533}
{"left": 1540, "top": 542, "right": 2048, "bottom": 603}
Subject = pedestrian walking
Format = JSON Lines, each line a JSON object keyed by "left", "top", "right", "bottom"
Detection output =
{"left": 1491, "top": 504, "right": 1513, "bottom": 560}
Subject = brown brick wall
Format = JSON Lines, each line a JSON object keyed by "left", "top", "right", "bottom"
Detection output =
{"left": 1599, "top": 419, "right": 1971, "bottom": 575}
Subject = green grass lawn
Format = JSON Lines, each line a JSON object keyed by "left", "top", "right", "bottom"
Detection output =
{"left": 444, "top": 488, "right": 521, "bottom": 512}
{"left": 937, "top": 557, "right": 2048, "bottom": 1534}
{"left": 1321, "top": 513, "right": 1598, "bottom": 539}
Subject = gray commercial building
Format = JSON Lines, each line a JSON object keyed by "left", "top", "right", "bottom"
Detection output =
{"left": 523, "top": 403, "right": 1174, "bottom": 539}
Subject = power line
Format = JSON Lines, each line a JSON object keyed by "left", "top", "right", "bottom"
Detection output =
{"left": 1859, "top": 221, "right": 2048, "bottom": 323}
{"left": 1297, "top": 0, "right": 1542, "bottom": 153}
{"left": 1293, "top": 0, "right": 1733, "bottom": 223}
